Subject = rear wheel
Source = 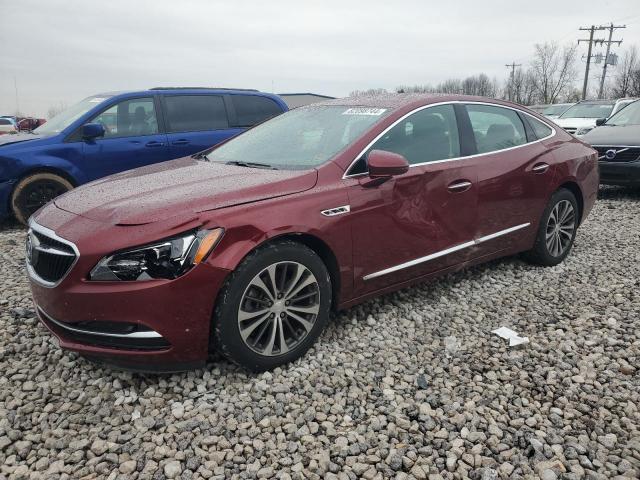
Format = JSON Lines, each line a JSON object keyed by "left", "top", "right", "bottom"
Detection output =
{"left": 212, "top": 240, "right": 332, "bottom": 371}
{"left": 524, "top": 188, "right": 579, "bottom": 266}
{"left": 11, "top": 173, "right": 73, "bottom": 225}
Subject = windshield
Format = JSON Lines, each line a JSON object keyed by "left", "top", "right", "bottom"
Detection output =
{"left": 543, "top": 104, "right": 570, "bottom": 116}
{"left": 207, "top": 105, "right": 389, "bottom": 169}
{"left": 605, "top": 100, "right": 640, "bottom": 126}
{"left": 34, "top": 96, "right": 112, "bottom": 135}
{"left": 559, "top": 103, "right": 613, "bottom": 119}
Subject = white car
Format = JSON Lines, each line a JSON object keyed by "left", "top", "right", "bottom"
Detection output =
{"left": 555, "top": 99, "right": 636, "bottom": 136}
{"left": 542, "top": 103, "right": 574, "bottom": 119}
{"left": 0, "top": 117, "right": 17, "bottom": 135}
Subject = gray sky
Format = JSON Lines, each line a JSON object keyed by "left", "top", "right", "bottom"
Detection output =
{"left": 1, "top": 0, "right": 639, "bottom": 117}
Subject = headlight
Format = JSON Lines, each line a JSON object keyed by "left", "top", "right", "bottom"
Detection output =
{"left": 89, "top": 228, "right": 224, "bottom": 281}
{"left": 575, "top": 127, "right": 593, "bottom": 136}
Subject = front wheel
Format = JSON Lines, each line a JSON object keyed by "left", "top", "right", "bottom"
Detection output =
{"left": 212, "top": 240, "right": 332, "bottom": 371}
{"left": 11, "top": 173, "right": 73, "bottom": 225}
{"left": 523, "top": 188, "right": 579, "bottom": 266}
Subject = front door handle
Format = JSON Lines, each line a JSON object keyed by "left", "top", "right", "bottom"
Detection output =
{"left": 532, "top": 163, "right": 550, "bottom": 173}
{"left": 145, "top": 141, "right": 165, "bottom": 147}
{"left": 171, "top": 139, "right": 190, "bottom": 146}
{"left": 447, "top": 180, "right": 472, "bottom": 193}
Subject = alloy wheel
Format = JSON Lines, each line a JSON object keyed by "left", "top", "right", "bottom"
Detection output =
{"left": 545, "top": 200, "right": 575, "bottom": 257}
{"left": 238, "top": 261, "right": 320, "bottom": 356}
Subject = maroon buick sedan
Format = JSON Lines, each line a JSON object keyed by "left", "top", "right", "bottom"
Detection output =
{"left": 26, "top": 94, "right": 598, "bottom": 372}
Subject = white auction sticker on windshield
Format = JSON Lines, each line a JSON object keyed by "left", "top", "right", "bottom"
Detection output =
{"left": 342, "top": 108, "right": 387, "bottom": 116}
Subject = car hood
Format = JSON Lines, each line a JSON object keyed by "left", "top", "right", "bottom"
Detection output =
{"left": 581, "top": 125, "right": 640, "bottom": 146}
{"left": 54, "top": 157, "right": 318, "bottom": 225}
{"left": 0, "top": 132, "right": 47, "bottom": 147}
{"left": 554, "top": 117, "right": 597, "bottom": 128}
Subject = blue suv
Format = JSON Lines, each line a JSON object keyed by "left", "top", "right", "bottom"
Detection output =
{"left": 0, "top": 88, "right": 288, "bottom": 223}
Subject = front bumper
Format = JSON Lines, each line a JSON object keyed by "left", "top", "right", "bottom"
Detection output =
{"left": 599, "top": 161, "right": 640, "bottom": 186}
{"left": 30, "top": 261, "right": 230, "bottom": 372}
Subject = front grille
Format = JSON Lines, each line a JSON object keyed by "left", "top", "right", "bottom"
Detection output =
{"left": 593, "top": 146, "right": 640, "bottom": 163}
{"left": 27, "top": 225, "right": 77, "bottom": 285}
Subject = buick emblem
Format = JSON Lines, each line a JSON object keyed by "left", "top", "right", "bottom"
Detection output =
{"left": 26, "top": 232, "right": 39, "bottom": 265}
{"left": 605, "top": 149, "right": 617, "bottom": 160}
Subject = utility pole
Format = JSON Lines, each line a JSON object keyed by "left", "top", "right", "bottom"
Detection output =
{"left": 598, "top": 23, "right": 625, "bottom": 99}
{"left": 505, "top": 62, "right": 521, "bottom": 101}
{"left": 578, "top": 26, "right": 601, "bottom": 100}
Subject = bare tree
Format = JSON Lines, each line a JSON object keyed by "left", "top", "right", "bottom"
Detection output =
{"left": 612, "top": 46, "right": 638, "bottom": 98}
{"left": 508, "top": 68, "right": 538, "bottom": 105}
{"left": 47, "top": 103, "right": 67, "bottom": 119}
{"left": 461, "top": 74, "right": 499, "bottom": 97}
{"left": 349, "top": 88, "right": 388, "bottom": 97}
{"left": 530, "top": 42, "right": 577, "bottom": 104}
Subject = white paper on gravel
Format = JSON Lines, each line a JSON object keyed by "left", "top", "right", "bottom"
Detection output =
{"left": 492, "top": 327, "right": 529, "bottom": 347}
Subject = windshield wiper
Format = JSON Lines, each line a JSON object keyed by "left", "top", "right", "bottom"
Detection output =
{"left": 225, "top": 160, "right": 278, "bottom": 170}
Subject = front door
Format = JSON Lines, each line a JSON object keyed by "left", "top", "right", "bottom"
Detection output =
{"left": 346, "top": 103, "right": 478, "bottom": 297}
{"left": 82, "top": 96, "right": 171, "bottom": 181}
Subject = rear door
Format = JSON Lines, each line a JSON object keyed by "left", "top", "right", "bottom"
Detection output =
{"left": 81, "top": 96, "right": 171, "bottom": 180}
{"left": 347, "top": 103, "right": 478, "bottom": 297}
{"left": 462, "top": 103, "right": 558, "bottom": 257}
{"left": 162, "top": 94, "right": 243, "bottom": 157}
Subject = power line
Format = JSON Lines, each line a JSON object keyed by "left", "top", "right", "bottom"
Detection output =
{"left": 578, "top": 25, "right": 605, "bottom": 100}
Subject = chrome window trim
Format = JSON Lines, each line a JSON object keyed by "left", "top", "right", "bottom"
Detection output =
{"left": 363, "top": 223, "right": 530, "bottom": 281}
{"left": 591, "top": 145, "right": 640, "bottom": 149}
{"left": 342, "top": 101, "right": 556, "bottom": 178}
{"left": 38, "top": 308, "right": 162, "bottom": 339}
{"left": 26, "top": 218, "right": 80, "bottom": 288}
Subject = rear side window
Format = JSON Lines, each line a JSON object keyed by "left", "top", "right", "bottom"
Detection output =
{"left": 231, "top": 95, "right": 282, "bottom": 127}
{"left": 528, "top": 116, "right": 553, "bottom": 139}
{"left": 164, "top": 95, "right": 228, "bottom": 132}
{"left": 466, "top": 104, "right": 527, "bottom": 154}
{"left": 0, "top": 119, "right": 11, "bottom": 125}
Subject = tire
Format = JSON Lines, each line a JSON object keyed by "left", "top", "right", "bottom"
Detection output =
{"left": 212, "top": 240, "right": 332, "bottom": 372}
{"left": 523, "top": 188, "right": 579, "bottom": 267}
{"left": 11, "top": 173, "right": 73, "bottom": 225}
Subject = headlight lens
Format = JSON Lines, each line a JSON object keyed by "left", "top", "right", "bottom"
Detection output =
{"left": 575, "top": 127, "right": 593, "bottom": 136}
{"left": 89, "top": 228, "right": 224, "bottom": 281}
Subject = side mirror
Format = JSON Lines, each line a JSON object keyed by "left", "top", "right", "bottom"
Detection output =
{"left": 367, "top": 150, "right": 410, "bottom": 179}
{"left": 595, "top": 118, "right": 607, "bottom": 126}
{"left": 82, "top": 123, "right": 105, "bottom": 140}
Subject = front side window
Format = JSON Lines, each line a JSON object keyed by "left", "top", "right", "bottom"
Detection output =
{"left": 367, "top": 104, "right": 460, "bottom": 166}
{"left": 91, "top": 98, "right": 158, "bottom": 139}
{"left": 164, "top": 95, "right": 228, "bottom": 132}
{"left": 466, "top": 104, "right": 526, "bottom": 154}
{"left": 231, "top": 95, "right": 283, "bottom": 127}
{"left": 208, "top": 105, "right": 388, "bottom": 170}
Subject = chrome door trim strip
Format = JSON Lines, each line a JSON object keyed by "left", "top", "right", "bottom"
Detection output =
{"left": 342, "top": 101, "right": 556, "bottom": 178}
{"left": 363, "top": 222, "right": 530, "bottom": 281}
{"left": 38, "top": 308, "right": 163, "bottom": 339}
{"left": 26, "top": 218, "right": 80, "bottom": 288}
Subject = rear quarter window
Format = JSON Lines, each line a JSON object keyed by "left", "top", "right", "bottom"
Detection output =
{"left": 528, "top": 116, "right": 553, "bottom": 139}
{"left": 231, "top": 95, "right": 283, "bottom": 127}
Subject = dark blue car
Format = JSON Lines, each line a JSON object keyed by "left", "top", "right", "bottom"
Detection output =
{"left": 0, "top": 88, "right": 288, "bottom": 224}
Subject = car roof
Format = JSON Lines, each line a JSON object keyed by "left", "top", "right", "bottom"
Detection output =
{"left": 92, "top": 88, "right": 282, "bottom": 100}
{"left": 315, "top": 93, "right": 527, "bottom": 112}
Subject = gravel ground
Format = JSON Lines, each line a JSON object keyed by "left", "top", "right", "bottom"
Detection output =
{"left": 0, "top": 187, "right": 639, "bottom": 480}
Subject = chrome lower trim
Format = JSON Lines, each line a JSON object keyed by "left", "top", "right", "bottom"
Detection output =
{"left": 363, "top": 223, "right": 530, "bottom": 280}
{"left": 38, "top": 309, "right": 162, "bottom": 339}
{"left": 26, "top": 218, "right": 80, "bottom": 288}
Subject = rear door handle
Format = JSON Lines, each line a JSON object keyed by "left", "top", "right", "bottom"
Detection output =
{"left": 447, "top": 180, "right": 472, "bottom": 193}
{"left": 145, "top": 141, "right": 165, "bottom": 147}
{"left": 532, "top": 163, "right": 549, "bottom": 173}
{"left": 171, "top": 139, "right": 190, "bottom": 146}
